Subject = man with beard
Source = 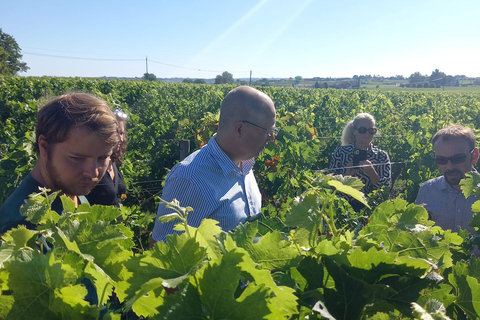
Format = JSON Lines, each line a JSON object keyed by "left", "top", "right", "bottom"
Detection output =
{"left": 416, "top": 124, "right": 479, "bottom": 232}
{"left": 0, "top": 93, "right": 119, "bottom": 234}
{"left": 151, "top": 86, "right": 276, "bottom": 244}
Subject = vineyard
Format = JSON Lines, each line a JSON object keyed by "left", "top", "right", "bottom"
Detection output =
{"left": 1, "top": 76, "right": 480, "bottom": 319}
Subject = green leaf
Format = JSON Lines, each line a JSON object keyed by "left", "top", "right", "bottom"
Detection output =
{"left": 0, "top": 295, "right": 14, "bottom": 319}
{"left": 314, "top": 239, "right": 343, "bottom": 256}
{"left": 74, "top": 203, "right": 122, "bottom": 223}
{"left": 19, "top": 189, "right": 61, "bottom": 227}
{"left": 449, "top": 261, "right": 480, "bottom": 319}
{"left": 156, "top": 282, "right": 204, "bottom": 319}
{"left": 0, "top": 226, "right": 37, "bottom": 253}
{"left": 231, "top": 222, "right": 302, "bottom": 271}
{"left": 158, "top": 212, "right": 182, "bottom": 223}
{"left": 470, "top": 211, "right": 480, "bottom": 229}
{"left": 3, "top": 250, "right": 98, "bottom": 319}
{"left": 60, "top": 195, "right": 76, "bottom": 214}
{"left": 52, "top": 218, "right": 134, "bottom": 302}
{"left": 460, "top": 171, "right": 480, "bottom": 199}
{"left": 83, "top": 261, "right": 114, "bottom": 306}
{"left": 295, "top": 256, "right": 324, "bottom": 291}
{"left": 417, "top": 284, "right": 456, "bottom": 310}
{"left": 154, "top": 233, "right": 208, "bottom": 279}
{"left": 329, "top": 174, "right": 365, "bottom": 191}
{"left": 185, "top": 218, "right": 223, "bottom": 260}
{"left": 191, "top": 248, "right": 298, "bottom": 319}
{"left": 123, "top": 233, "right": 207, "bottom": 309}
{"left": 328, "top": 180, "right": 370, "bottom": 208}
{"left": 285, "top": 188, "right": 322, "bottom": 229}
{"left": 123, "top": 277, "right": 165, "bottom": 318}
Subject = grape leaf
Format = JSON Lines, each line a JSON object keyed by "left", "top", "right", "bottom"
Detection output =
{"left": 3, "top": 250, "right": 98, "bottom": 319}
{"left": 328, "top": 180, "right": 370, "bottom": 208}
{"left": 231, "top": 222, "right": 302, "bottom": 271}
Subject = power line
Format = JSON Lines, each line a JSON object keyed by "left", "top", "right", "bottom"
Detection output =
{"left": 23, "top": 52, "right": 144, "bottom": 62}
{"left": 23, "top": 51, "right": 249, "bottom": 74}
{"left": 149, "top": 58, "right": 248, "bottom": 74}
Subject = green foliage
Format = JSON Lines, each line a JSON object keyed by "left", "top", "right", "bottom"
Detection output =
{"left": 214, "top": 71, "right": 234, "bottom": 84}
{"left": 142, "top": 73, "right": 157, "bottom": 81}
{"left": 0, "top": 29, "right": 29, "bottom": 75}
{"left": 2, "top": 78, "right": 480, "bottom": 318}
{"left": 1, "top": 172, "right": 480, "bottom": 318}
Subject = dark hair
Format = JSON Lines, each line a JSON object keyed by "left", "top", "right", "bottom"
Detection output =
{"left": 432, "top": 124, "right": 476, "bottom": 151}
{"left": 33, "top": 93, "right": 119, "bottom": 154}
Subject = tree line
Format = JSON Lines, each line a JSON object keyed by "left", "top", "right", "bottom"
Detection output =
{"left": 1, "top": 29, "right": 476, "bottom": 89}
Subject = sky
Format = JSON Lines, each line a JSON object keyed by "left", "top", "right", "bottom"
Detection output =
{"left": 1, "top": 0, "right": 479, "bottom": 80}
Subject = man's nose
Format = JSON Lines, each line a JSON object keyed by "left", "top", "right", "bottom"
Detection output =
{"left": 443, "top": 160, "right": 456, "bottom": 170}
{"left": 83, "top": 161, "right": 100, "bottom": 178}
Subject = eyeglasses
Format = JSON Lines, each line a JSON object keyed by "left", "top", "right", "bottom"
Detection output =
{"left": 433, "top": 150, "right": 473, "bottom": 165}
{"left": 357, "top": 127, "right": 377, "bottom": 135}
{"left": 113, "top": 109, "right": 128, "bottom": 120}
{"left": 242, "top": 120, "right": 278, "bottom": 136}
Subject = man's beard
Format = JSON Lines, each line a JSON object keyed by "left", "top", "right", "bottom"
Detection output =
{"left": 443, "top": 168, "right": 464, "bottom": 187}
{"left": 46, "top": 158, "right": 99, "bottom": 196}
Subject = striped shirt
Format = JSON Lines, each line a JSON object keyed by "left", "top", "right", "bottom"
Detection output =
{"left": 327, "top": 143, "right": 391, "bottom": 194}
{"left": 151, "top": 135, "right": 262, "bottom": 242}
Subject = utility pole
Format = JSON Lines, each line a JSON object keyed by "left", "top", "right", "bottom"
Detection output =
{"left": 249, "top": 70, "right": 252, "bottom": 85}
{"left": 145, "top": 57, "right": 148, "bottom": 75}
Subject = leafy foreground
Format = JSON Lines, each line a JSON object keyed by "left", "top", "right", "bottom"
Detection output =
{"left": 1, "top": 177, "right": 480, "bottom": 320}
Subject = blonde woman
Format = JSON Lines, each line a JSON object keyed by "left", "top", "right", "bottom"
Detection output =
{"left": 328, "top": 113, "right": 391, "bottom": 199}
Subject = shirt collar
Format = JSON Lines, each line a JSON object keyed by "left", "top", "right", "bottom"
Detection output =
{"left": 207, "top": 134, "right": 255, "bottom": 176}
{"left": 439, "top": 175, "right": 466, "bottom": 193}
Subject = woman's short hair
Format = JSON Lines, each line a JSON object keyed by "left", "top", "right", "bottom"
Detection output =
{"left": 432, "top": 124, "right": 476, "bottom": 151}
{"left": 340, "top": 113, "right": 376, "bottom": 146}
{"left": 33, "top": 93, "right": 119, "bottom": 154}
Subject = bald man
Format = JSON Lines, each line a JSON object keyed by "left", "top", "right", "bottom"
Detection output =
{"left": 151, "top": 86, "right": 276, "bottom": 243}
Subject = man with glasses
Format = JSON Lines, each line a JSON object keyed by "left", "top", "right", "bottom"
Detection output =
{"left": 415, "top": 124, "right": 479, "bottom": 232}
{"left": 151, "top": 86, "right": 276, "bottom": 244}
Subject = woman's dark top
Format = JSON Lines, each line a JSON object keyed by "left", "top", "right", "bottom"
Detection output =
{"left": 327, "top": 143, "right": 391, "bottom": 194}
{"left": 87, "top": 163, "right": 127, "bottom": 207}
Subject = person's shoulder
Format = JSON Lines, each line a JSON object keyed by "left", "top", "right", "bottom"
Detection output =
{"left": 419, "top": 176, "right": 444, "bottom": 189}
{"left": 371, "top": 144, "right": 388, "bottom": 154}
{"left": 1, "top": 174, "right": 40, "bottom": 206}
{"left": 333, "top": 144, "right": 353, "bottom": 154}
{"left": 0, "top": 174, "right": 40, "bottom": 229}
{"left": 168, "top": 147, "right": 212, "bottom": 179}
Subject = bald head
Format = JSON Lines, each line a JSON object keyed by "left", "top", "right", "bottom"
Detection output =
{"left": 214, "top": 86, "right": 276, "bottom": 163}
{"left": 218, "top": 86, "right": 275, "bottom": 132}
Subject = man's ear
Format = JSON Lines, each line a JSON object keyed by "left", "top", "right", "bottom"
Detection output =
{"left": 37, "top": 135, "right": 49, "bottom": 160}
{"left": 472, "top": 147, "right": 479, "bottom": 164}
{"left": 233, "top": 121, "right": 243, "bottom": 139}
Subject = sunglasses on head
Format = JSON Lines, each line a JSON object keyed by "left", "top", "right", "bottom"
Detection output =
{"left": 357, "top": 127, "right": 377, "bottom": 135}
{"left": 113, "top": 109, "right": 128, "bottom": 120}
{"left": 433, "top": 150, "right": 473, "bottom": 165}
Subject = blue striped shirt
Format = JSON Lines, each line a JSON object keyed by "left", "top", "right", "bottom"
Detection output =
{"left": 152, "top": 135, "right": 262, "bottom": 242}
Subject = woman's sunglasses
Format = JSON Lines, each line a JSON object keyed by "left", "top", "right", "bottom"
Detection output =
{"left": 433, "top": 150, "right": 473, "bottom": 165}
{"left": 113, "top": 109, "right": 128, "bottom": 120}
{"left": 357, "top": 127, "right": 377, "bottom": 135}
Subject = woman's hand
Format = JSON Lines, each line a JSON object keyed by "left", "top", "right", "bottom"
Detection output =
{"left": 359, "top": 160, "right": 380, "bottom": 185}
{"left": 345, "top": 161, "right": 357, "bottom": 176}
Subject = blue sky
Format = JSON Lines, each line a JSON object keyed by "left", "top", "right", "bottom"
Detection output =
{"left": 1, "top": 0, "right": 479, "bottom": 79}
